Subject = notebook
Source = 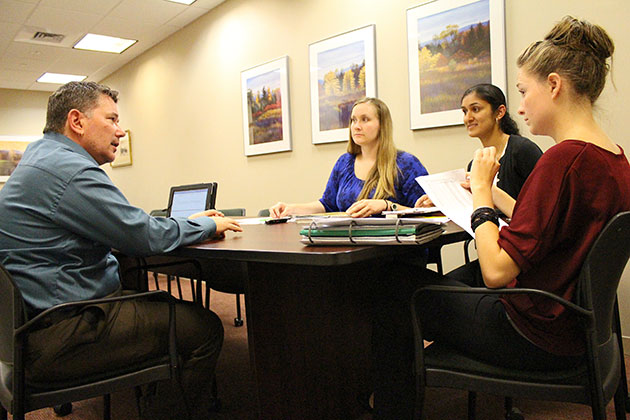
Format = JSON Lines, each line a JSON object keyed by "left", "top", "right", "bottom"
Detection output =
{"left": 166, "top": 183, "right": 217, "bottom": 218}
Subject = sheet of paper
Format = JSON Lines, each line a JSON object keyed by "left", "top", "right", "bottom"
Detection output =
{"left": 416, "top": 169, "right": 475, "bottom": 236}
{"left": 416, "top": 169, "right": 507, "bottom": 238}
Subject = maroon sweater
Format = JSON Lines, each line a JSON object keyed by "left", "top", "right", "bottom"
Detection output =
{"left": 498, "top": 140, "right": 630, "bottom": 356}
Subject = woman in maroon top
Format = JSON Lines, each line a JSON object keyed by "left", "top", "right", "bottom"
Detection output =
{"left": 372, "top": 16, "right": 630, "bottom": 420}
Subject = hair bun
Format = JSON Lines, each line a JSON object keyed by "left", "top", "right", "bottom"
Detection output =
{"left": 544, "top": 16, "right": 614, "bottom": 61}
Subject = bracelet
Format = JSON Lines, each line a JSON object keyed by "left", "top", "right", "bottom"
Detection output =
{"left": 383, "top": 199, "right": 390, "bottom": 212}
{"left": 471, "top": 206, "right": 499, "bottom": 232}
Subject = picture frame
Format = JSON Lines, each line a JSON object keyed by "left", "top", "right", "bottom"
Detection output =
{"left": 110, "top": 130, "right": 132, "bottom": 167}
{"left": 406, "top": 0, "right": 506, "bottom": 130}
{"left": 0, "top": 135, "right": 39, "bottom": 182}
{"left": 309, "top": 25, "right": 377, "bottom": 144}
{"left": 241, "top": 56, "right": 292, "bottom": 157}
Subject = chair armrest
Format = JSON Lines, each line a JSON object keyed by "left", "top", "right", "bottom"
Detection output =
{"left": 412, "top": 285, "right": 591, "bottom": 318}
{"left": 16, "top": 290, "right": 173, "bottom": 337}
{"left": 410, "top": 285, "right": 592, "bottom": 377}
{"left": 123, "top": 257, "right": 203, "bottom": 279}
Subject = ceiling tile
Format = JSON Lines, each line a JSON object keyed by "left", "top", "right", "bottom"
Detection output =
{"left": 0, "top": 55, "right": 50, "bottom": 74}
{"left": 37, "top": 0, "right": 122, "bottom": 15}
{"left": 0, "top": 68, "right": 44, "bottom": 83}
{"left": 0, "top": 79, "right": 32, "bottom": 90}
{"left": 28, "top": 80, "right": 64, "bottom": 91}
{"left": 91, "top": 16, "right": 160, "bottom": 40}
{"left": 0, "top": 0, "right": 36, "bottom": 24}
{"left": 109, "top": 0, "right": 187, "bottom": 27}
{"left": 0, "top": 22, "right": 22, "bottom": 42}
{"left": 190, "top": 0, "right": 225, "bottom": 10}
{"left": 26, "top": 6, "right": 103, "bottom": 34}
{"left": 48, "top": 48, "right": 122, "bottom": 74}
{"left": 4, "top": 42, "right": 64, "bottom": 62}
{"left": 166, "top": 5, "right": 209, "bottom": 28}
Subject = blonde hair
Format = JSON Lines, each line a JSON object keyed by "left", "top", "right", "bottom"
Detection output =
{"left": 347, "top": 97, "right": 398, "bottom": 200}
{"left": 517, "top": 16, "right": 614, "bottom": 104}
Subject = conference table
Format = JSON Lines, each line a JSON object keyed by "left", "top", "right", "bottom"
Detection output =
{"left": 143, "top": 220, "right": 470, "bottom": 419}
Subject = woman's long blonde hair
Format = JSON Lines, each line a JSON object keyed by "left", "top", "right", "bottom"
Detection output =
{"left": 347, "top": 97, "right": 398, "bottom": 200}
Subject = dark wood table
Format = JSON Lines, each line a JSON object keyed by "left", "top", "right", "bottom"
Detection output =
{"left": 150, "top": 221, "right": 470, "bottom": 419}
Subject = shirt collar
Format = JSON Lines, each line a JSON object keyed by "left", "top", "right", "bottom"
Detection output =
{"left": 43, "top": 131, "right": 99, "bottom": 166}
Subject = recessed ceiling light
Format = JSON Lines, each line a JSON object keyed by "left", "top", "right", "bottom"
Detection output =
{"left": 37, "top": 73, "right": 87, "bottom": 84}
{"left": 73, "top": 33, "right": 137, "bottom": 54}
{"left": 165, "top": 0, "right": 197, "bottom": 4}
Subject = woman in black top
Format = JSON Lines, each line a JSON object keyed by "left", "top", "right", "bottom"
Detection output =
{"left": 416, "top": 84, "right": 542, "bottom": 206}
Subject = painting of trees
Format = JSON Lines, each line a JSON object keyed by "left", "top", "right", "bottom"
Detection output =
{"left": 316, "top": 40, "right": 367, "bottom": 131}
{"left": 246, "top": 69, "right": 284, "bottom": 145}
{"left": 415, "top": 0, "right": 492, "bottom": 114}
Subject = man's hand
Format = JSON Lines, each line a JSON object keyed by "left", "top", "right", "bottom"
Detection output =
{"left": 211, "top": 216, "right": 242, "bottom": 236}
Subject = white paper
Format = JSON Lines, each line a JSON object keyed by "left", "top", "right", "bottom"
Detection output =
{"left": 416, "top": 169, "right": 508, "bottom": 237}
{"left": 416, "top": 169, "right": 476, "bottom": 236}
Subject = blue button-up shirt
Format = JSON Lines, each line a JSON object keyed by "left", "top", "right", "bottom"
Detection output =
{"left": 0, "top": 132, "right": 216, "bottom": 314}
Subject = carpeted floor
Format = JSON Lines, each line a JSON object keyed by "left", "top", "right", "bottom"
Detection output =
{"left": 7, "top": 275, "right": 630, "bottom": 419}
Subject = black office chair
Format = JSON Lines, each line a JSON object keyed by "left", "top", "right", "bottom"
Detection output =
{"left": 0, "top": 263, "right": 188, "bottom": 420}
{"left": 411, "top": 211, "right": 630, "bottom": 420}
{"left": 219, "top": 208, "right": 246, "bottom": 217}
{"left": 202, "top": 208, "right": 247, "bottom": 327}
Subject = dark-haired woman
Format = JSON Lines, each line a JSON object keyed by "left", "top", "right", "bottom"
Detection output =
{"left": 374, "top": 16, "right": 630, "bottom": 419}
{"left": 416, "top": 83, "right": 542, "bottom": 208}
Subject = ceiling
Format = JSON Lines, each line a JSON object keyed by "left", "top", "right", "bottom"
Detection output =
{"left": 0, "top": 0, "right": 225, "bottom": 92}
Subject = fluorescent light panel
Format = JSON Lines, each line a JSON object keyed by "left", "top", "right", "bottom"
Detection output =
{"left": 37, "top": 73, "right": 86, "bottom": 84}
{"left": 73, "top": 33, "right": 137, "bottom": 54}
{"left": 165, "top": 0, "right": 196, "bottom": 4}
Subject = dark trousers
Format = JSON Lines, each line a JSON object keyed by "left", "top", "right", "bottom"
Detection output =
{"left": 26, "top": 290, "right": 224, "bottom": 419}
{"left": 372, "top": 261, "right": 581, "bottom": 420}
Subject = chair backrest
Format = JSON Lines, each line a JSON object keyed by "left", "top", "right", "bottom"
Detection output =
{"left": 166, "top": 182, "right": 217, "bottom": 218}
{"left": 0, "top": 264, "right": 23, "bottom": 367}
{"left": 577, "top": 211, "right": 630, "bottom": 346}
{"left": 219, "top": 208, "right": 246, "bottom": 217}
{"left": 150, "top": 208, "right": 168, "bottom": 217}
{"left": 258, "top": 208, "right": 270, "bottom": 217}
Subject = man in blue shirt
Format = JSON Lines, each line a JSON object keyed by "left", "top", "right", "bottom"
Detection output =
{"left": 0, "top": 81, "right": 242, "bottom": 419}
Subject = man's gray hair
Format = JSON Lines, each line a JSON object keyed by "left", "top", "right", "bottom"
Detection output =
{"left": 43, "top": 81, "right": 119, "bottom": 134}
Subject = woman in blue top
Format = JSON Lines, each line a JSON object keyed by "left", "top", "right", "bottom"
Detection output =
{"left": 270, "top": 97, "right": 428, "bottom": 218}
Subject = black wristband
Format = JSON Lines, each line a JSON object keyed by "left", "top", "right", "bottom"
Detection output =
{"left": 471, "top": 207, "right": 499, "bottom": 232}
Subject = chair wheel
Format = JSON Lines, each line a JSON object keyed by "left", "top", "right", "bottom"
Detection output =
{"left": 234, "top": 318, "right": 244, "bottom": 327}
{"left": 505, "top": 407, "right": 524, "bottom": 420}
{"left": 53, "top": 402, "right": 72, "bottom": 416}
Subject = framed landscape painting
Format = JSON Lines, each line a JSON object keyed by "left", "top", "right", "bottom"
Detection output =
{"left": 241, "top": 56, "right": 292, "bottom": 156}
{"left": 407, "top": 0, "right": 506, "bottom": 129}
{"left": 309, "top": 25, "right": 376, "bottom": 144}
{"left": 0, "top": 136, "right": 38, "bottom": 182}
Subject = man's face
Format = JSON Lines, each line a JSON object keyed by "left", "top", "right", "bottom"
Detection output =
{"left": 79, "top": 95, "right": 125, "bottom": 165}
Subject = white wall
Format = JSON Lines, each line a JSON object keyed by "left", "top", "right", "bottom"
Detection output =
{"left": 1, "top": 0, "right": 629, "bottom": 344}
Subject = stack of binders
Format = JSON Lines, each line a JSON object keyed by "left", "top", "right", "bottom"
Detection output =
{"left": 300, "top": 217, "right": 444, "bottom": 245}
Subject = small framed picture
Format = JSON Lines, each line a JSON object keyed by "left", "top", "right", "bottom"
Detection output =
{"left": 0, "top": 136, "right": 38, "bottom": 182}
{"left": 309, "top": 25, "right": 377, "bottom": 144}
{"left": 111, "top": 130, "right": 132, "bottom": 167}
{"left": 241, "top": 56, "right": 292, "bottom": 156}
{"left": 406, "top": 0, "right": 506, "bottom": 129}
